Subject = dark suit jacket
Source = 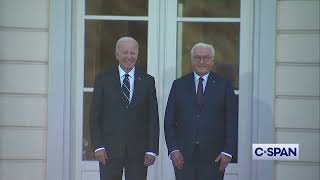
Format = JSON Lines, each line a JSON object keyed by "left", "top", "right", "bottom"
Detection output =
{"left": 164, "top": 72, "right": 237, "bottom": 161}
{"left": 90, "top": 67, "right": 159, "bottom": 160}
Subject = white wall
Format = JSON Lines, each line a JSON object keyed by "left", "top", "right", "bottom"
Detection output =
{"left": 275, "top": 0, "right": 320, "bottom": 180}
{"left": 0, "top": 0, "right": 49, "bottom": 179}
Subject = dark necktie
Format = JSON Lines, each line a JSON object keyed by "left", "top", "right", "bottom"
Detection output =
{"left": 121, "top": 74, "right": 130, "bottom": 105}
{"left": 197, "top": 77, "right": 204, "bottom": 105}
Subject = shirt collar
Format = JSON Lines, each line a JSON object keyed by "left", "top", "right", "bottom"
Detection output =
{"left": 193, "top": 72, "right": 210, "bottom": 82}
{"left": 118, "top": 65, "right": 135, "bottom": 78}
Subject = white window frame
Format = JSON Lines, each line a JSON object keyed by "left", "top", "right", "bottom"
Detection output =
{"left": 47, "top": 0, "right": 276, "bottom": 180}
{"left": 71, "top": 0, "right": 161, "bottom": 179}
{"left": 47, "top": 0, "right": 72, "bottom": 179}
{"left": 163, "top": 1, "right": 255, "bottom": 179}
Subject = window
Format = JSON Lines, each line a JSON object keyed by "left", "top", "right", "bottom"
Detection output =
{"left": 177, "top": 22, "right": 239, "bottom": 89}
{"left": 174, "top": 0, "right": 240, "bottom": 163}
{"left": 74, "top": 0, "right": 251, "bottom": 179}
{"left": 82, "top": 20, "right": 148, "bottom": 160}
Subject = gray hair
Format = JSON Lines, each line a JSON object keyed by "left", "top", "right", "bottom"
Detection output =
{"left": 190, "top": 42, "right": 215, "bottom": 57}
{"left": 115, "top": 37, "right": 139, "bottom": 50}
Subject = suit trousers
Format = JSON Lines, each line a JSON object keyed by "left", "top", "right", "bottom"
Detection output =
{"left": 99, "top": 150, "right": 147, "bottom": 180}
{"left": 174, "top": 144, "right": 224, "bottom": 180}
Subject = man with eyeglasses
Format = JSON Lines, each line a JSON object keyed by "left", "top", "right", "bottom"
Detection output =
{"left": 164, "top": 42, "right": 237, "bottom": 180}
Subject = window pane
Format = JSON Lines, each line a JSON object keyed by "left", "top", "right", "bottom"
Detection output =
{"left": 83, "top": 21, "right": 148, "bottom": 160}
{"left": 177, "top": 22, "right": 240, "bottom": 90}
{"left": 83, "top": 92, "right": 94, "bottom": 160}
{"left": 177, "top": 22, "right": 239, "bottom": 163}
{"left": 177, "top": 0, "right": 240, "bottom": 17}
{"left": 86, "top": 0, "right": 148, "bottom": 16}
{"left": 85, "top": 20, "right": 148, "bottom": 87}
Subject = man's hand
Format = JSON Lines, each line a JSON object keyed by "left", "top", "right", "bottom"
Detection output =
{"left": 214, "top": 153, "right": 232, "bottom": 171}
{"left": 170, "top": 151, "right": 184, "bottom": 170}
{"left": 95, "top": 149, "right": 108, "bottom": 165}
{"left": 144, "top": 154, "right": 156, "bottom": 166}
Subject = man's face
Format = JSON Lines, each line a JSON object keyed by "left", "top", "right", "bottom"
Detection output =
{"left": 116, "top": 40, "right": 138, "bottom": 72}
{"left": 191, "top": 47, "right": 214, "bottom": 77}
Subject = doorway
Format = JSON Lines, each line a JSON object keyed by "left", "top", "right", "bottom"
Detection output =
{"left": 73, "top": 0, "right": 252, "bottom": 179}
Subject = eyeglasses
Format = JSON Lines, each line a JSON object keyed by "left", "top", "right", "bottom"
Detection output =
{"left": 192, "top": 56, "right": 213, "bottom": 63}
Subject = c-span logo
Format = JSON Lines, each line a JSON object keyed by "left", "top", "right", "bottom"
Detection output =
{"left": 252, "top": 144, "right": 299, "bottom": 160}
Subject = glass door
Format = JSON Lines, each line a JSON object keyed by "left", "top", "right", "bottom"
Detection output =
{"left": 162, "top": 0, "right": 252, "bottom": 179}
{"left": 74, "top": 0, "right": 160, "bottom": 179}
{"left": 74, "top": 0, "right": 252, "bottom": 179}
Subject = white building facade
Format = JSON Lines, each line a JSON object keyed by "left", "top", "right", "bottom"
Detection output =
{"left": 0, "top": 0, "right": 319, "bottom": 180}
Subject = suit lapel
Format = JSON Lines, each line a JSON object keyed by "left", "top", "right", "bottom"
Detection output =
{"left": 110, "top": 68, "right": 128, "bottom": 106}
{"left": 186, "top": 73, "right": 198, "bottom": 109}
{"left": 203, "top": 72, "right": 217, "bottom": 106}
{"left": 129, "top": 70, "right": 143, "bottom": 108}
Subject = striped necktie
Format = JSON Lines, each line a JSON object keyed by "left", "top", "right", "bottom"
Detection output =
{"left": 121, "top": 74, "right": 130, "bottom": 105}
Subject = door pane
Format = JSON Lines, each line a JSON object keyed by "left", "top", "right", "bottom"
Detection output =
{"left": 86, "top": 0, "right": 148, "bottom": 16}
{"left": 83, "top": 92, "right": 93, "bottom": 160}
{"left": 83, "top": 20, "right": 148, "bottom": 160}
{"left": 177, "top": 22, "right": 240, "bottom": 90}
{"left": 85, "top": 20, "right": 148, "bottom": 87}
{"left": 177, "top": 0, "right": 240, "bottom": 18}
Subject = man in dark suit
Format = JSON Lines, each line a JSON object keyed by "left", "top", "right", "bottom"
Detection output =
{"left": 164, "top": 42, "right": 237, "bottom": 180}
{"left": 90, "top": 37, "right": 159, "bottom": 180}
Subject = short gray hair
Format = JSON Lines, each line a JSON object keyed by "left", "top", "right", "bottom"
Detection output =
{"left": 190, "top": 42, "right": 215, "bottom": 57}
{"left": 115, "top": 37, "right": 139, "bottom": 50}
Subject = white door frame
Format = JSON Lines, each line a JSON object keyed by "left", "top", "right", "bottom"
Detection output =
{"left": 47, "top": 0, "right": 276, "bottom": 180}
{"left": 162, "top": 0, "right": 256, "bottom": 179}
{"left": 250, "top": 0, "right": 277, "bottom": 179}
{"left": 47, "top": 0, "right": 72, "bottom": 179}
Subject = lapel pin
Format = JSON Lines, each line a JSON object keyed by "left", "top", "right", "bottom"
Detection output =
{"left": 137, "top": 77, "right": 142, "bottom": 81}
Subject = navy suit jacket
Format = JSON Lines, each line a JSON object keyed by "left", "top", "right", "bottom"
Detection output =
{"left": 90, "top": 67, "right": 159, "bottom": 160}
{"left": 164, "top": 72, "right": 237, "bottom": 161}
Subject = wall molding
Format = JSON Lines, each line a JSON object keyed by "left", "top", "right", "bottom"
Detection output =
{"left": 47, "top": 0, "right": 72, "bottom": 180}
